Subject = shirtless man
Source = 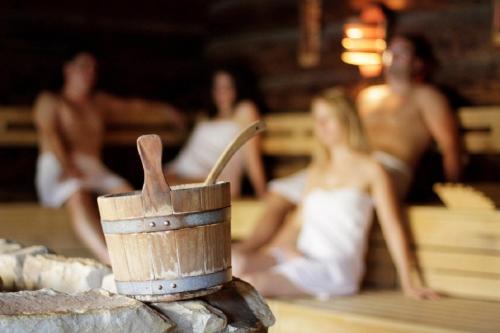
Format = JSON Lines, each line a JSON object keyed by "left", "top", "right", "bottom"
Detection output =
{"left": 34, "top": 52, "right": 184, "bottom": 263}
{"left": 357, "top": 34, "right": 462, "bottom": 195}
{"left": 236, "top": 34, "right": 462, "bottom": 254}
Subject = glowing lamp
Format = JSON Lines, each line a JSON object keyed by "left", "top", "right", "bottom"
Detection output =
{"left": 341, "top": 51, "right": 381, "bottom": 66}
{"left": 341, "top": 6, "right": 387, "bottom": 78}
{"left": 341, "top": 38, "right": 386, "bottom": 52}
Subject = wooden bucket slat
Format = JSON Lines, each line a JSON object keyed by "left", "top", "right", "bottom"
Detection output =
{"left": 98, "top": 134, "right": 236, "bottom": 301}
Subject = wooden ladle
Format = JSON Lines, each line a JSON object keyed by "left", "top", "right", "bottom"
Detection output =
{"left": 136, "top": 120, "right": 265, "bottom": 215}
{"left": 137, "top": 134, "right": 172, "bottom": 216}
{"left": 204, "top": 120, "right": 266, "bottom": 185}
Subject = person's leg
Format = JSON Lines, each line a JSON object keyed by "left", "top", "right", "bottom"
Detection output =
{"left": 241, "top": 271, "right": 309, "bottom": 297}
{"left": 235, "top": 192, "right": 296, "bottom": 253}
{"left": 66, "top": 189, "right": 110, "bottom": 264}
{"left": 232, "top": 248, "right": 278, "bottom": 276}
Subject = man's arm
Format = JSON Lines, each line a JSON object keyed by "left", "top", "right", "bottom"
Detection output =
{"left": 417, "top": 86, "right": 462, "bottom": 181}
{"left": 95, "top": 93, "right": 186, "bottom": 130}
{"left": 371, "top": 162, "right": 439, "bottom": 300}
{"left": 34, "top": 92, "right": 78, "bottom": 176}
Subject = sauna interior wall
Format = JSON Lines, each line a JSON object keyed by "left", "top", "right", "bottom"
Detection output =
{"left": 1, "top": 0, "right": 499, "bottom": 200}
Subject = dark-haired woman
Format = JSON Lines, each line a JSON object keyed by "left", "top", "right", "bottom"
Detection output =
{"left": 165, "top": 70, "right": 266, "bottom": 198}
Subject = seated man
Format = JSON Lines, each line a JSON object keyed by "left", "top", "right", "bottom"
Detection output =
{"left": 34, "top": 52, "right": 184, "bottom": 263}
{"left": 236, "top": 34, "right": 462, "bottom": 254}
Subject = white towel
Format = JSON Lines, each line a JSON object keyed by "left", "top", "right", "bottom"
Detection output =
{"left": 272, "top": 187, "right": 373, "bottom": 298}
{"left": 372, "top": 150, "right": 413, "bottom": 198}
{"left": 167, "top": 119, "right": 244, "bottom": 193}
{"left": 35, "top": 153, "right": 127, "bottom": 208}
{"left": 268, "top": 169, "right": 308, "bottom": 204}
{"left": 268, "top": 150, "right": 412, "bottom": 204}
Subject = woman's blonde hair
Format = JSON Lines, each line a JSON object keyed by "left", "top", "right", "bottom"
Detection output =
{"left": 312, "top": 88, "right": 370, "bottom": 166}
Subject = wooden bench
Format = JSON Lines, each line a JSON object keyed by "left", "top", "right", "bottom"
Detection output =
{"left": 1, "top": 105, "right": 499, "bottom": 332}
{"left": 232, "top": 194, "right": 500, "bottom": 333}
{"left": 262, "top": 106, "right": 500, "bottom": 156}
{"left": 1, "top": 198, "right": 499, "bottom": 332}
{"left": 242, "top": 106, "right": 500, "bottom": 332}
{"left": 0, "top": 106, "right": 187, "bottom": 146}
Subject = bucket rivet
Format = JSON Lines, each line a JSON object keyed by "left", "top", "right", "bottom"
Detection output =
{"left": 149, "top": 222, "right": 156, "bottom": 228}
{"left": 158, "top": 285, "right": 163, "bottom": 290}
{"left": 171, "top": 283, "right": 177, "bottom": 289}
{"left": 163, "top": 220, "right": 170, "bottom": 226}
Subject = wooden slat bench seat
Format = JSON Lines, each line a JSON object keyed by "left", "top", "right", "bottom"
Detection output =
{"left": 0, "top": 203, "right": 91, "bottom": 258}
{"left": 1, "top": 198, "right": 499, "bottom": 332}
{"left": 268, "top": 291, "right": 500, "bottom": 333}
{"left": 0, "top": 106, "right": 187, "bottom": 146}
{"left": 231, "top": 197, "right": 500, "bottom": 332}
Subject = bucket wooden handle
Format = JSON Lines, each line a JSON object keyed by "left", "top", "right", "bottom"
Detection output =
{"left": 204, "top": 120, "right": 266, "bottom": 185}
{"left": 137, "top": 134, "right": 173, "bottom": 215}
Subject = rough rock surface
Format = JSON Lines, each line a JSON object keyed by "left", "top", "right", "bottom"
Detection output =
{"left": 100, "top": 273, "right": 117, "bottom": 293}
{"left": 23, "top": 254, "right": 111, "bottom": 293}
{"left": 0, "top": 289, "right": 173, "bottom": 333}
{"left": 202, "top": 278, "right": 275, "bottom": 333}
{"left": 0, "top": 245, "right": 49, "bottom": 291}
{"left": 0, "top": 239, "right": 23, "bottom": 254}
{"left": 99, "top": 275, "right": 274, "bottom": 332}
{"left": 151, "top": 300, "right": 227, "bottom": 333}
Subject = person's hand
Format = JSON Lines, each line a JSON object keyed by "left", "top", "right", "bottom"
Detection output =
{"left": 63, "top": 164, "right": 83, "bottom": 179}
{"left": 402, "top": 284, "right": 440, "bottom": 300}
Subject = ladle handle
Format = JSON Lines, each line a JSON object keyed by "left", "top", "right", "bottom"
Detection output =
{"left": 204, "top": 120, "right": 266, "bottom": 186}
{"left": 137, "top": 134, "right": 173, "bottom": 215}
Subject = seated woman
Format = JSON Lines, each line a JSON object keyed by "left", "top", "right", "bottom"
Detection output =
{"left": 232, "top": 89, "right": 438, "bottom": 300}
{"left": 165, "top": 68, "right": 266, "bottom": 198}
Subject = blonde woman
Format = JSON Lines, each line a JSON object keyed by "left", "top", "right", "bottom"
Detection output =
{"left": 232, "top": 89, "right": 438, "bottom": 300}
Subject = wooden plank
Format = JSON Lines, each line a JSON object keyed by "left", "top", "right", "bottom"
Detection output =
{"left": 0, "top": 203, "right": 91, "bottom": 258}
{"left": 0, "top": 106, "right": 187, "bottom": 146}
{"left": 0, "top": 131, "right": 186, "bottom": 146}
{"left": 422, "top": 271, "right": 500, "bottom": 301}
{"left": 231, "top": 199, "right": 266, "bottom": 239}
{"left": 416, "top": 250, "right": 500, "bottom": 276}
{"left": 458, "top": 107, "right": 500, "bottom": 153}
{"left": 433, "top": 183, "right": 496, "bottom": 210}
{"left": 408, "top": 206, "right": 500, "bottom": 251}
{"left": 268, "top": 291, "right": 500, "bottom": 333}
{"left": 262, "top": 113, "right": 314, "bottom": 156}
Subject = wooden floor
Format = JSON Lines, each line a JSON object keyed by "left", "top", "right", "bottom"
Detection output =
{"left": 268, "top": 291, "right": 500, "bottom": 333}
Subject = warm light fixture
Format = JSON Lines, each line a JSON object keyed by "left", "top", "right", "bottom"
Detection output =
{"left": 341, "top": 4, "right": 387, "bottom": 77}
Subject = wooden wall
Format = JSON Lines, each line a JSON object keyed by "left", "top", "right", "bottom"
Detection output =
{"left": 0, "top": 1, "right": 208, "bottom": 107}
{"left": 0, "top": 0, "right": 498, "bottom": 201}
{"left": 206, "top": 0, "right": 500, "bottom": 112}
{"left": 0, "top": 1, "right": 209, "bottom": 200}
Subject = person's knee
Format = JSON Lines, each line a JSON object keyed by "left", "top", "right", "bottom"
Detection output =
{"left": 239, "top": 272, "right": 256, "bottom": 285}
{"left": 232, "top": 249, "right": 249, "bottom": 276}
{"left": 65, "top": 189, "right": 88, "bottom": 208}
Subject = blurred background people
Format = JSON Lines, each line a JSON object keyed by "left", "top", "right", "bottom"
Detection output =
{"left": 233, "top": 89, "right": 438, "bottom": 300}
{"left": 34, "top": 52, "right": 184, "bottom": 263}
{"left": 164, "top": 67, "right": 267, "bottom": 198}
{"left": 237, "top": 34, "right": 463, "bottom": 254}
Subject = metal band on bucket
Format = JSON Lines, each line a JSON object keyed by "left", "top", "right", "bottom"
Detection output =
{"left": 115, "top": 269, "right": 232, "bottom": 295}
{"left": 101, "top": 207, "right": 230, "bottom": 234}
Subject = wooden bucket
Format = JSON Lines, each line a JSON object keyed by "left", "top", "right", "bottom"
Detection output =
{"left": 97, "top": 135, "right": 232, "bottom": 301}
